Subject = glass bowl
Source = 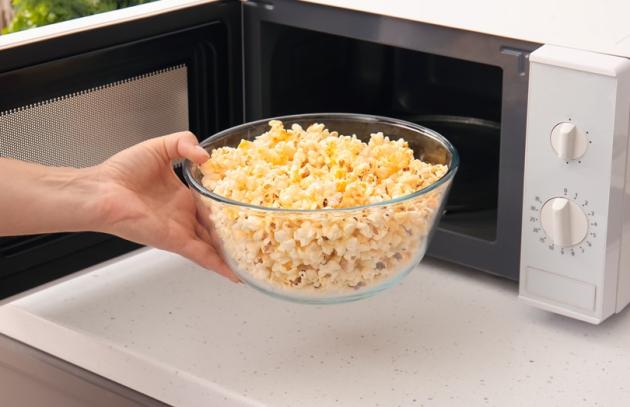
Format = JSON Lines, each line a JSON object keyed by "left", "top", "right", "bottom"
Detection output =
{"left": 183, "top": 113, "right": 458, "bottom": 304}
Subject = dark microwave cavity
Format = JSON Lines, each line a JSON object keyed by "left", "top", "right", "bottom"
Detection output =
{"left": 259, "top": 22, "right": 503, "bottom": 240}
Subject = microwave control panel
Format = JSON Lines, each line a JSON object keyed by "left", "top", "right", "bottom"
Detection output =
{"left": 520, "top": 44, "right": 630, "bottom": 324}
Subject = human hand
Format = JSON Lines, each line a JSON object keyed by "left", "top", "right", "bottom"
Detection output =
{"left": 94, "top": 132, "right": 239, "bottom": 282}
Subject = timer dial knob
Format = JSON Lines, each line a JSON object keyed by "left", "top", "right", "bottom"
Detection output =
{"left": 540, "top": 197, "right": 588, "bottom": 247}
{"left": 550, "top": 122, "right": 588, "bottom": 160}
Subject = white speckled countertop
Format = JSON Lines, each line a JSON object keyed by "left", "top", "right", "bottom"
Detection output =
{"left": 1, "top": 248, "right": 630, "bottom": 407}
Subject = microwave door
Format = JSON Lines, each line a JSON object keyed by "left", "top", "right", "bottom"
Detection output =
{"left": 0, "top": 0, "right": 243, "bottom": 299}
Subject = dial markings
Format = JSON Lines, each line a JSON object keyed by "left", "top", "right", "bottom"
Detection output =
{"left": 530, "top": 187, "right": 598, "bottom": 256}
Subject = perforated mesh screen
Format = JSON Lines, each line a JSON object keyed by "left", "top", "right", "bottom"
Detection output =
{"left": 0, "top": 65, "right": 189, "bottom": 168}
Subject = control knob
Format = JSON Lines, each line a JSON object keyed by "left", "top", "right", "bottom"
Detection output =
{"left": 540, "top": 197, "right": 588, "bottom": 247}
{"left": 550, "top": 122, "right": 588, "bottom": 161}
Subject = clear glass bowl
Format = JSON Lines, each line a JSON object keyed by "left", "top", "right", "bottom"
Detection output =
{"left": 184, "top": 113, "right": 458, "bottom": 304}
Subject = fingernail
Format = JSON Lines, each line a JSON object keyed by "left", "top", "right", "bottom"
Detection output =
{"left": 227, "top": 274, "right": 241, "bottom": 283}
{"left": 196, "top": 145, "right": 209, "bottom": 158}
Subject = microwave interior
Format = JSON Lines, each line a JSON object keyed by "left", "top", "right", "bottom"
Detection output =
{"left": 0, "top": 0, "right": 536, "bottom": 298}
{"left": 257, "top": 22, "right": 503, "bottom": 242}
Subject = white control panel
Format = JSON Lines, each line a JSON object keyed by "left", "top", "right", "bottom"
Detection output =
{"left": 520, "top": 45, "right": 630, "bottom": 324}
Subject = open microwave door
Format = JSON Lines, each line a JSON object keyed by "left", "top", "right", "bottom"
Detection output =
{"left": 0, "top": 0, "right": 242, "bottom": 299}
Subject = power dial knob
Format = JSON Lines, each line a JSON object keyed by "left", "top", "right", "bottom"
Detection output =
{"left": 540, "top": 197, "right": 588, "bottom": 247}
{"left": 550, "top": 122, "right": 588, "bottom": 161}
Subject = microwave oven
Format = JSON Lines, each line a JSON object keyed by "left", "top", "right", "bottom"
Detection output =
{"left": 1, "top": 0, "right": 629, "bottom": 324}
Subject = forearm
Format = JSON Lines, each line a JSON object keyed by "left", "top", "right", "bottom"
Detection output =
{"left": 0, "top": 158, "right": 104, "bottom": 236}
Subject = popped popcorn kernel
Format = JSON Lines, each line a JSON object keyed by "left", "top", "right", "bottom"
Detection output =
{"left": 198, "top": 121, "right": 449, "bottom": 293}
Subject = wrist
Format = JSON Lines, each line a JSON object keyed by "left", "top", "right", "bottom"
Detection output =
{"left": 85, "top": 163, "right": 140, "bottom": 237}
{"left": 44, "top": 165, "right": 106, "bottom": 233}
{"left": 75, "top": 166, "right": 110, "bottom": 233}
{"left": 75, "top": 164, "right": 118, "bottom": 234}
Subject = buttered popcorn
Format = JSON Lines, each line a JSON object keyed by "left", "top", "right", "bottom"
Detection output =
{"left": 198, "top": 121, "right": 449, "bottom": 293}
{"left": 202, "top": 120, "right": 446, "bottom": 209}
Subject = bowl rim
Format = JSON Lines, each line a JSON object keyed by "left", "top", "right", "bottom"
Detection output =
{"left": 183, "top": 112, "right": 459, "bottom": 213}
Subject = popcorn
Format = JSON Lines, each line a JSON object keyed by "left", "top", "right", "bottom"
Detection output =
{"left": 198, "top": 121, "right": 448, "bottom": 293}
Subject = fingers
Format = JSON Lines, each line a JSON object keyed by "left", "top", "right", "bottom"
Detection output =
{"left": 160, "top": 131, "right": 209, "bottom": 164}
{"left": 179, "top": 239, "right": 240, "bottom": 283}
{"left": 194, "top": 221, "right": 216, "bottom": 247}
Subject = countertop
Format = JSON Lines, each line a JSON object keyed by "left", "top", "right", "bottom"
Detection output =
{"left": 302, "top": 0, "right": 630, "bottom": 59}
{"left": 1, "top": 248, "right": 630, "bottom": 407}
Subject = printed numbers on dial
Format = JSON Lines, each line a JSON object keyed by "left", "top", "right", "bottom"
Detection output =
{"left": 529, "top": 189, "right": 597, "bottom": 256}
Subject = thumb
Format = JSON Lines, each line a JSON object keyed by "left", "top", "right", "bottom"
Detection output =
{"left": 158, "top": 131, "right": 209, "bottom": 164}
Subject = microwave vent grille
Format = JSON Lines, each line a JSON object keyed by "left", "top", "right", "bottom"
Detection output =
{"left": 0, "top": 64, "right": 189, "bottom": 168}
